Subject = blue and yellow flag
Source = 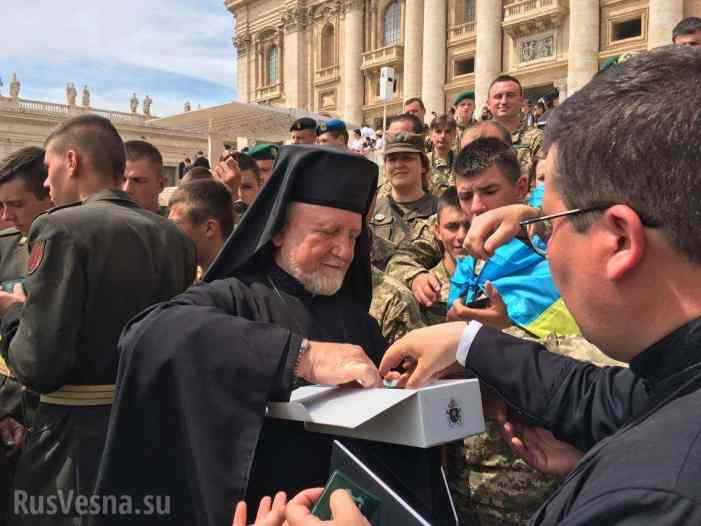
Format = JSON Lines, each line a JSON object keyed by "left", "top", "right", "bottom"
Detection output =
{"left": 448, "top": 238, "right": 580, "bottom": 338}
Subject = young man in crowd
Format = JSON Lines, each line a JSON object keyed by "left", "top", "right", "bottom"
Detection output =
{"left": 169, "top": 179, "right": 235, "bottom": 275}
{"left": 453, "top": 91, "right": 476, "bottom": 141}
{"left": 428, "top": 114, "right": 458, "bottom": 196}
{"left": 403, "top": 97, "right": 427, "bottom": 125}
{"left": 123, "top": 140, "right": 168, "bottom": 216}
{"left": 673, "top": 16, "right": 701, "bottom": 47}
{"left": 289, "top": 117, "right": 317, "bottom": 145}
{"left": 247, "top": 143, "right": 279, "bottom": 183}
{"left": 316, "top": 119, "right": 349, "bottom": 150}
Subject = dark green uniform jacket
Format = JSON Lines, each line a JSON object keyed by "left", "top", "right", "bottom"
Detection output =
{"left": 0, "top": 189, "right": 196, "bottom": 525}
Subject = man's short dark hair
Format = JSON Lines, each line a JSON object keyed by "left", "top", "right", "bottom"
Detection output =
{"left": 489, "top": 75, "right": 523, "bottom": 96}
{"left": 45, "top": 114, "right": 126, "bottom": 180}
{"left": 545, "top": 46, "right": 701, "bottom": 263}
{"left": 125, "top": 140, "right": 163, "bottom": 169}
{"left": 169, "top": 180, "right": 235, "bottom": 238}
{"left": 436, "top": 186, "right": 461, "bottom": 222}
{"left": 430, "top": 114, "right": 457, "bottom": 132}
{"left": 404, "top": 97, "right": 426, "bottom": 111}
{"left": 180, "top": 167, "right": 212, "bottom": 184}
{"left": 672, "top": 17, "right": 701, "bottom": 41}
{"left": 454, "top": 137, "right": 521, "bottom": 184}
{"left": 388, "top": 113, "right": 424, "bottom": 134}
{"left": 0, "top": 146, "right": 50, "bottom": 200}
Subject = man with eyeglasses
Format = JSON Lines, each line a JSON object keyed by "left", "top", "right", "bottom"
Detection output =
{"left": 380, "top": 46, "right": 701, "bottom": 525}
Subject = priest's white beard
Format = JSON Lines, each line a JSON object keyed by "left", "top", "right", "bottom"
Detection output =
{"left": 283, "top": 249, "right": 347, "bottom": 296}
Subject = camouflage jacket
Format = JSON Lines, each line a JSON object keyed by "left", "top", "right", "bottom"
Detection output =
{"left": 369, "top": 267, "right": 425, "bottom": 344}
{"left": 420, "top": 260, "right": 452, "bottom": 326}
{"left": 511, "top": 122, "right": 544, "bottom": 181}
{"left": 368, "top": 193, "right": 437, "bottom": 247}
{"left": 385, "top": 214, "right": 442, "bottom": 289}
{"left": 429, "top": 149, "right": 455, "bottom": 197}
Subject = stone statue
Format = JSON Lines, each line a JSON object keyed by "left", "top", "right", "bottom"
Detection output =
{"left": 66, "top": 83, "right": 78, "bottom": 106}
{"left": 81, "top": 85, "right": 91, "bottom": 107}
{"left": 9, "top": 74, "right": 20, "bottom": 98}
{"left": 184, "top": 101, "right": 191, "bottom": 112}
{"left": 143, "top": 95, "right": 153, "bottom": 117}
{"left": 130, "top": 93, "right": 139, "bottom": 114}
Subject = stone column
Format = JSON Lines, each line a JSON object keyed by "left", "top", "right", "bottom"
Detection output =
{"left": 343, "top": 1, "right": 364, "bottom": 125}
{"left": 475, "top": 0, "right": 503, "bottom": 111}
{"left": 284, "top": 23, "right": 307, "bottom": 109}
{"left": 403, "top": 0, "right": 424, "bottom": 100}
{"left": 648, "top": 0, "right": 684, "bottom": 50}
{"left": 567, "top": 0, "right": 599, "bottom": 95}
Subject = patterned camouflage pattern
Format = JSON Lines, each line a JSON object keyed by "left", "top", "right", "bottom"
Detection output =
{"left": 511, "top": 123, "right": 544, "bottom": 181}
{"left": 370, "top": 230, "right": 396, "bottom": 272}
{"left": 369, "top": 267, "right": 425, "bottom": 344}
{"left": 429, "top": 150, "right": 456, "bottom": 197}
{"left": 368, "top": 193, "right": 437, "bottom": 247}
{"left": 420, "top": 261, "right": 452, "bottom": 326}
{"left": 385, "top": 214, "right": 442, "bottom": 289}
{"left": 448, "top": 329, "right": 626, "bottom": 525}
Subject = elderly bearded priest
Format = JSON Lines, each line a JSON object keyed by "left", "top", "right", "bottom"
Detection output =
{"left": 92, "top": 146, "right": 392, "bottom": 525}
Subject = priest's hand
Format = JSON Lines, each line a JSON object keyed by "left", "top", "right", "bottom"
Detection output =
{"left": 463, "top": 204, "right": 539, "bottom": 259}
{"left": 500, "top": 420, "right": 584, "bottom": 477}
{"left": 286, "top": 488, "right": 371, "bottom": 526}
{"left": 378, "top": 322, "right": 466, "bottom": 388}
{"left": 232, "top": 491, "right": 287, "bottom": 526}
{"left": 446, "top": 282, "right": 511, "bottom": 330}
{"left": 298, "top": 341, "right": 383, "bottom": 388}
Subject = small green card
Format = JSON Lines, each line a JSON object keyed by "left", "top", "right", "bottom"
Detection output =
{"left": 311, "top": 470, "right": 382, "bottom": 521}
{"left": 1, "top": 279, "right": 25, "bottom": 294}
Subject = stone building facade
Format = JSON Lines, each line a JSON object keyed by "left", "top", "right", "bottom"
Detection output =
{"left": 227, "top": 0, "right": 700, "bottom": 127}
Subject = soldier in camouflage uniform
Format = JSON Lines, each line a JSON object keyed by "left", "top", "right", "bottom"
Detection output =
{"left": 453, "top": 91, "right": 478, "bottom": 147}
{"left": 368, "top": 132, "right": 437, "bottom": 248}
{"left": 369, "top": 267, "right": 425, "bottom": 344}
{"left": 427, "top": 114, "right": 458, "bottom": 197}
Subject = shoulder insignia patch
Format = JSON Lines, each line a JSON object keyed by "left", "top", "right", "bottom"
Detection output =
{"left": 27, "top": 240, "right": 46, "bottom": 275}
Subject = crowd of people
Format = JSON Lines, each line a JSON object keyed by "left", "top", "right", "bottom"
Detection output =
{"left": 0, "top": 16, "right": 699, "bottom": 526}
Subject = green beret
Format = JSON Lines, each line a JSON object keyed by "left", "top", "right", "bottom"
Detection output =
{"left": 248, "top": 143, "right": 279, "bottom": 161}
{"left": 453, "top": 91, "right": 475, "bottom": 106}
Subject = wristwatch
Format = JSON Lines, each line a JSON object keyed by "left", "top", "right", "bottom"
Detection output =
{"left": 293, "top": 338, "right": 311, "bottom": 384}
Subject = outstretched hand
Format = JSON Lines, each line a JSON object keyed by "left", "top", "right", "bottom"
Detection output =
{"left": 447, "top": 282, "right": 510, "bottom": 330}
{"left": 299, "top": 341, "right": 383, "bottom": 389}
{"left": 463, "top": 205, "right": 539, "bottom": 260}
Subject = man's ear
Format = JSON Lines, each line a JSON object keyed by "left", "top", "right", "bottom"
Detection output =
{"left": 203, "top": 219, "right": 220, "bottom": 240}
{"left": 515, "top": 175, "right": 529, "bottom": 200}
{"left": 66, "top": 150, "right": 79, "bottom": 178}
{"left": 271, "top": 226, "right": 286, "bottom": 248}
{"left": 602, "top": 205, "right": 645, "bottom": 281}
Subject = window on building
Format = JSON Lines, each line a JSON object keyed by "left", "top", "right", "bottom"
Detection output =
{"left": 612, "top": 18, "right": 642, "bottom": 41}
{"left": 454, "top": 57, "right": 475, "bottom": 76}
{"left": 267, "top": 46, "right": 279, "bottom": 85}
{"left": 455, "top": 0, "right": 476, "bottom": 25}
{"left": 321, "top": 24, "right": 335, "bottom": 68}
{"left": 383, "top": 1, "right": 401, "bottom": 46}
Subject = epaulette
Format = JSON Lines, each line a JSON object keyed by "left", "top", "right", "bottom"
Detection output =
{"left": 0, "top": 227, "right": 21, "bottom": 239}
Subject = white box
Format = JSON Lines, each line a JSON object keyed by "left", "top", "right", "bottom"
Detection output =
{"left": 266, "top": 379, "right": 485, "bottom": 448}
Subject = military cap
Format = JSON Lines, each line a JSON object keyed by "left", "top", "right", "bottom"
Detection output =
{"left": 247, "top": 143, "right": 279, "bottom": 161}
{"left": 289, "top": 117, "right": 317, "bottom": 132}
{"left": 384, "top": 132, "right": 425, "bottom": 155}
{"left": 316, "top": 118, "right": 347, "bottom": 135}
{"left": 453, "top": 91, "right": 475, "bottom": 106}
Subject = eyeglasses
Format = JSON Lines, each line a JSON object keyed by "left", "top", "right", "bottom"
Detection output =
{"left": 520, "top": 204, "right": 660, "bottom": 257}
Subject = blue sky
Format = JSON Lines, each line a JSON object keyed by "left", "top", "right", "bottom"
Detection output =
{"left": 1, "top": 0, "right": 237, "bottom": 117}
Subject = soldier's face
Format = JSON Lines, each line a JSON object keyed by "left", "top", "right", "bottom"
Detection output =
{"left": 256, "top": 160, "right": 275, "bottom": 183}
{"left": 456, "top": 99, "right": 475, "bottom": 122}
{"left": 0, "top": 178, "right": 53, "bottom": 236}
{"left": 488, "top": 81, "right": 523, "bottom": 121}
{"left": 123, "top": 160, "right": 165, "bottom": 213}
{"left": 239, "top": 170, "right": 261, "bottom": 207}
{"left": 386, "top": 152, "right": 424, "bottom": 192}
{"left": 290, "top": 129, "right": 316, "bottom": 144}
{"left": 43, "top": 145, "right": 80, "bottom": 207}
{"left": 273, "top": 203, "right": 361, "bottom": 296}
{"left": 317, "top": 133, "right": 347, "bottom": 149}
{"left": 431, "top": 127, "right": 456, "bottom": 153}
{"left": 388, "top": 120, "right": 415, "bottom": 135}
{"left": 456, "top": 164, "right": 528, "bottom": 217}
{"left": 435, "top": 206, "right": 470, "bottom": 262}
{"left": 404, "top": 102, "right": 426, "bottom": 123}
{"left": 674, "top": 30, "right": 701, "bottom": 48}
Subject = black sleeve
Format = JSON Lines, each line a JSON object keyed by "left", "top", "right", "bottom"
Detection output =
{"left": 466, "top": 326, "right": 649, "bottom": 451}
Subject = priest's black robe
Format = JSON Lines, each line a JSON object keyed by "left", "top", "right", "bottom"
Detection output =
{"left": 91, "top": 262, "right": 387, "bottom": 526}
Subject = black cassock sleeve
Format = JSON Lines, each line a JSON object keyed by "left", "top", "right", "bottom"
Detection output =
{"left": 466, "top": 326, "right": 649, "bottom": 452}
{"left": 92, "top": 293, "right": 302, "bottom": 526}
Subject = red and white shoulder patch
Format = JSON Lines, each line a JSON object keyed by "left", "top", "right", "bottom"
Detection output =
{"left": 27, "top": 240, "right": 46, "bottom": 275}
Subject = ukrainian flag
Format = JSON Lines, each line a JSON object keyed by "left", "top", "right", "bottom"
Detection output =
{"left": 448, "top": 238, "right": 580, "bottom": 338}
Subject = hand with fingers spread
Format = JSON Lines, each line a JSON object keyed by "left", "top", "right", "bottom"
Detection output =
{"left": 447, "top": 282, "right": 511, "bottom": 330}
{"left": 378, "top": 322, "right": 467, "bottom": 389}
{"left": 410, "top": 272, "right": 442, "bottom": 307}
{"left": 286, "top": 488, "right": 371, "bottom": 526}
{"left": 213, "top": 156, "right": 243, "bottom": 197}
{"left": 232, "top": 491, "right": 288, "bottom": 526}
{"left": 500, "top": 420, "right": 584, "bottom": 477}
{"left": 297, "top": 341, "right": 383, "bottom": 389}
{"left": 463, "top": 204, "right": 539, "bottom": 260}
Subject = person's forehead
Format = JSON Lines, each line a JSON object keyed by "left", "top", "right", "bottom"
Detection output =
{"left": 489, "top": 81, "right": 521, "bottom": 96}
{"left": 438, "top": 205, "right": 467, "bottom": 224}
{"left": 125, "top": 159, "right": 160, "bottom": 178}
{"left": 457, "top": 99, "right": 474, "bottom": 107}
{"left": 288, "top": 202, "right": 362, "bottom": 226}
{"left": 432, "top": 126, "right": 455, "bottom": 134}
{"left": 457, "top": 165, "right": 510, "bottom": 189}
